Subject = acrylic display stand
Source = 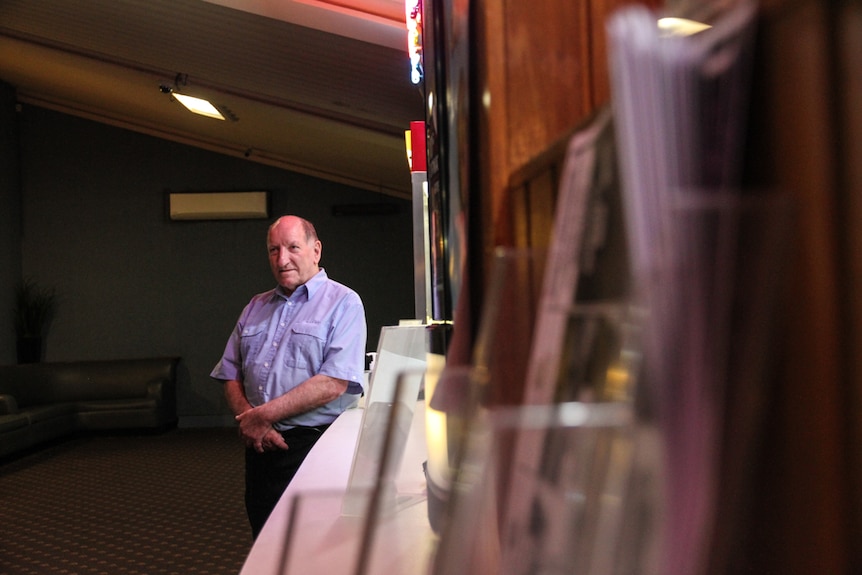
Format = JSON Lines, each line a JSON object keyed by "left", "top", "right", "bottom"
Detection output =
{"left": 429, "top": 400, "right": 663, "bottom": 575}
{"left": 277, "top": 379, "right": 433, "bottom": 575}
{"left": 342, "top": 325, "right": 427, "bottom": 517}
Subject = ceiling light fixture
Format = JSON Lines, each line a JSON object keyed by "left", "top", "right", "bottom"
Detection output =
{"left": 657, "top": 17, "right": 712, "bottom": 37}
{"left": 159, "top": 74, "right": 237, "bottom": 121}
{"left": 171, "top": 92, "right": 226, "bottom": 120}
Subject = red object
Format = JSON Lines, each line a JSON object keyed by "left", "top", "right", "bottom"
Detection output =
{"left": 410, "top": 121, "right": 427, "bottom": 172}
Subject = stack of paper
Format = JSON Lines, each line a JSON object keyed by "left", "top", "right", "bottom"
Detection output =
{"left": 607, "top": 2, "right": 759, "bottom": 574}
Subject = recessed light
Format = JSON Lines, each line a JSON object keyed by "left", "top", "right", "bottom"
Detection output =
{"left": 171, "top": 92, "right": 226, "bottom": 121}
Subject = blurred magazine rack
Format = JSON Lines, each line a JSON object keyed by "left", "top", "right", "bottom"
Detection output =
{"left": 606, "top": 2, "right": 791, "bottom": 573}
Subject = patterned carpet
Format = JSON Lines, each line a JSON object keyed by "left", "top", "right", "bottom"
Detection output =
{"left": 0, "top": 428, "right": 253, "bottom": 575}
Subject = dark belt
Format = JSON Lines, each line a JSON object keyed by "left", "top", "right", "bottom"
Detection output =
{"left": 278, "top": 424, "right": 331, "bottom": 438}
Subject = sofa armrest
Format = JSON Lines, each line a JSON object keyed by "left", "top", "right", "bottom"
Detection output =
{"left": 146, "top": 380, "right": 169, "bottom": 403}
{"left": 147, "top": 375, "right": 177, "bottom": 416}
{"left": 0, "top": 394, "right": 19, "bottom": 415}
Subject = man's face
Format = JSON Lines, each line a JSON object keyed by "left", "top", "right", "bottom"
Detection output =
{"left": 267, "top": 217, "right": 321, "bottom": 294}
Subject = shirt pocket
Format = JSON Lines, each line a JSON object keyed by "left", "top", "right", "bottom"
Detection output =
{"left": 239, "top": 323, "right": 268, "bottom": 361}
{"left": 284, "top": 322, "right": 326, "bottom": 370}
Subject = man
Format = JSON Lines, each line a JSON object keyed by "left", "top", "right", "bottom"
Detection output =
{"left": 211, "top": 215, "right": 367, "bottom": 538}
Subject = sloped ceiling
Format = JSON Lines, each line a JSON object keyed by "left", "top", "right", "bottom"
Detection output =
{"left": 0, "top": 0, "right": 424, "bottom": 198}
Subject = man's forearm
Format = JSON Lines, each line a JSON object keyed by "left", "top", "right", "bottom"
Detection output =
{"left": 224, "top": 379, "right": 253, "bottom": 416}
{"left": 255, "top": 374, "right": 348, "bottom": 425}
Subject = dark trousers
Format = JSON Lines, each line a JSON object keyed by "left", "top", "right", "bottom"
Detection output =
{"left": 244, "top": 425, "right": 330, "bottom": 539}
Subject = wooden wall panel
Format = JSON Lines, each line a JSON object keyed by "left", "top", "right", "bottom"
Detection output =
{"left": 501, "top": 1, "right": 592, "bottom": 173}
{"left": 472, "top": 0, "right": 657, "bottom": 406}
{"left": 509, "top": 181, "right": 531, "bottom": 250}
{"left": 475, "top": 0, "right": 511, "bottom": 256}
{"left": 524, "top": 170, "right": 557, "bottom": 251}
{"left": 477, "top": 0, "right": 659, "bottom": 259}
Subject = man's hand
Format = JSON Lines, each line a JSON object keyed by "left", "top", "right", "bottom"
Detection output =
{"left": 259, "top": 428, "right": 289, "bottom": 452}
{"left": 228, "top": 374, "right": 347, "bottom": 453}
{"left": 236, "top": 406, "right": 289, "bottom": 453}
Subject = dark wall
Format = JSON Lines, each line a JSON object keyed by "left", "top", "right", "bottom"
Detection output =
{"left": 13, "top": 105, "right": 415, "bottom": 422}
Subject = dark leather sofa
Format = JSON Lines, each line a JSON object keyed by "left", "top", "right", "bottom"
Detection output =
{"left": 0, "top": 357, "right": 180, "bottom": 458}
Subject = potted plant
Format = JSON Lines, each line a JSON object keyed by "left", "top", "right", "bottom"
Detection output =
{"left": 14, "top": 278, "right": 57, "bottom": 363}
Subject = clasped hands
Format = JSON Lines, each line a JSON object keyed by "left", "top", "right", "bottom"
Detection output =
{"left": 236, "top": 405, "right": 289, "bottom": 453}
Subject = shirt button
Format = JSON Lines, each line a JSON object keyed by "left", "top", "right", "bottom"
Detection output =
{"left": 264, "top": 362, "right": 269, "bottom": 367}
{"left": 273, "top": 342, "right": 278, "bottom": 347}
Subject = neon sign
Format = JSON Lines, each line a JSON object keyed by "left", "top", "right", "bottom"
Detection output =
{"left": 406, "top": 0, "right": 423, "bottom": 84}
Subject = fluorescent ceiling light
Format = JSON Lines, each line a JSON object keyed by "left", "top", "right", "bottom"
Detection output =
{"left": 172, "top": 92, "right": 226, "bottom": 120}
{"left": 658, "top": 17, "right": 712, "bottom": 37}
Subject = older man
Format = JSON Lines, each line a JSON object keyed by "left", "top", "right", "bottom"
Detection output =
{"left": 211, "top": 215, "right": 367, "bottom": 538}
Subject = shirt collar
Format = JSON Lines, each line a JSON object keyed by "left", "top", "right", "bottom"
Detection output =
{"left": 273, "top": 268, "right": 327, "bottom": 301}
{"left": 303, "top": 268, "right": 327, "bottom": 299}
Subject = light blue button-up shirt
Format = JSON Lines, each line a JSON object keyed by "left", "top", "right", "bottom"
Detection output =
{"left": 211, "top": 269, "right": 367, "bottom": 429}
